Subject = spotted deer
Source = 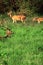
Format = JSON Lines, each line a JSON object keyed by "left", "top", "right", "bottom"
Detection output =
{"left": 7, "top": 11, "right": 26, "bottom": 23}
{"left": 33, "top": 17, "right": 43, "bottom": 23}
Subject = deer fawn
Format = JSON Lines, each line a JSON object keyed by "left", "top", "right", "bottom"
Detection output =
{"left": 0, "top": 28, "right": 12, "bottom": 39}
{"left": 7, "top": 11, "right": 26, "bottom": 23}
{"left": 33, "top": 17, "right": 43, "bottom": 23}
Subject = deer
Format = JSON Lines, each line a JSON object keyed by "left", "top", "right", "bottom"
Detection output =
{"left": 0, "top": 28, "right": 13, "bottom": 39}
{"left": 5, "top": 28, "right": 12, "bottom": 37}
{"left": 7, "top": 11, "right": 26, "bottom": 24}
{"left": 33, "top": 17, "right": 43, "bottom": 23}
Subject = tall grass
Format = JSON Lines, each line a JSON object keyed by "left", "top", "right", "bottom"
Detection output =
{"left": 0, "top": 14, "right": 43, "bottom": 65}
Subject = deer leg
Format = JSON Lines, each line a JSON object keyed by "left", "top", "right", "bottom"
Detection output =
{"left": 21, "top": 19, "right": 23, "bottom": 23}
{"left": 13, "top": 20, "right": 17, "bottom": 23}
{"left": 24, "top": 21, "right": 25, "bottom": 24}
{"left": 21, "top": 20, "right": 25, "bottom": 24}
{"left": 13, "top": 20, "right": 14, "bottom": 23}
{"left": 38, "top": 20, "right": 40, "bottom": 23}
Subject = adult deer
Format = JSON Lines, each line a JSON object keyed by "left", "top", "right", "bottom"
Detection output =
{"left": 7, "top": 11, "right": 26, "bottom": 24}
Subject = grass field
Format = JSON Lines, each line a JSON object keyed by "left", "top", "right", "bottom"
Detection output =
{"left": 0, "top": 14, "right": 43, "bottom": 65}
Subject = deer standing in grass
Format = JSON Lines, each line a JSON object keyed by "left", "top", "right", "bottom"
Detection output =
{"left": 33, "top": 17, "right": 43, "bottom": 23}
{"left": 7, "top": 11, "right": 26, "bottom": 24}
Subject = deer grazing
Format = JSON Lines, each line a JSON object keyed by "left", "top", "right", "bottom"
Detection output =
{"left": 7, "top": 11, "right": 26, "bottom": 23}
{"left": 0, "top": 28, "right": 13, "bottom": 39}
{"left": 33, "top": 17, "right": 43, "bottom": 23}
{"left": 5, "top": 28, "right": 12, "bottom": 37}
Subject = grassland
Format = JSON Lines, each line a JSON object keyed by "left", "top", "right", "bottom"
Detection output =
{"left": 0, "top": 14, "right": 43, "bottom": 65}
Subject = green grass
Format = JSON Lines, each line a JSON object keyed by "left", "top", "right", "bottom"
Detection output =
{"left": 0, "top": 14, "right": 43, "bottom": 65}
